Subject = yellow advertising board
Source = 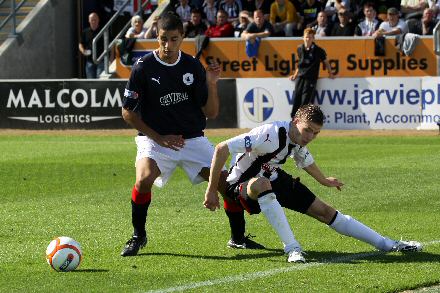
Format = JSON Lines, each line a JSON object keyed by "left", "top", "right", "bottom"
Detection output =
{"left": 115, "top": 37, "right": 436, "bottom": 78}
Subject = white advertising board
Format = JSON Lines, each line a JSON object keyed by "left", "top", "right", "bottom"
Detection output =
{"left": 236, "top": 77, "right": 440, "bottom": 130}
{"left": 419, "top": 77, "right": 440, "bottom": 130}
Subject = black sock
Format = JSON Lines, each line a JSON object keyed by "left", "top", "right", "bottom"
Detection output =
{"left": 131, "top": 200, "right": 150, "bottom": 238}
{"left": 225, "top": 210, "right": 246, "bottom": 242}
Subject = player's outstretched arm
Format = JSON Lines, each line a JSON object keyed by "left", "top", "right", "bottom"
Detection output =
{"left": 303, "top": 162, "right": 344, "bottom": 191}
{"left": 202, "top": 61, "right": 221, "bottom": 119}
{"left": 122, "top": 108, "right": 184, "bottom": 151}
{"left": 204, "top": 141, "right": 230, "bottom": 211}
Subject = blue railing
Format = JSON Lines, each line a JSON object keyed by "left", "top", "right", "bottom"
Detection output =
{"left": 92, "top": 0, "right": 150, "bottom": 76}
{"left": 0, "top": 0, "right": 30, "bottom": 37}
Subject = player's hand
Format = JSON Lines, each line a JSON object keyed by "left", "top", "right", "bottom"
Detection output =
{"left": 324, "top": 177, "right": 344, "bottom": 191}
{"left": 206, "top": 61, "right": 220, "bottom": 84}
{"left": 288, "top": 74, "right": 297, "bottom": 81}
{"left": 204, "top": 190, "right": 220, "bottom": 211}
{"left": 156, "top": 134, "right": 185, "bottom": 151}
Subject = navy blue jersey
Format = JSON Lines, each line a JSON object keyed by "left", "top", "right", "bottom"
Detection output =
{"left": 125, "top": 50, "right": 208, "bottom": 138}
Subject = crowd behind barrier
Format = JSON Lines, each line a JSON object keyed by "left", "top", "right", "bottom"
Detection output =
{"left": 79, "top": 0, "right": 440, "bottom": 78}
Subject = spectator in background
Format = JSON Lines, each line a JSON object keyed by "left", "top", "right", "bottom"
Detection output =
{"left": 299, "top": 0, "right": 323, "bottom": 29}
{"left": 325, "top": 0, "right": 350, "bottom": 21}
{"left": 407, "top": 7, "right": 437, "bottom": 34}
{"left": 184, "top": 8, "right": 208, "bottom": 37}
{"left": 376, "top": 0, "right": 401, "bottom": 20}
{"left": 292, "top": 0, "right": 305, "bottom": 11}
{"left": 202, "top": 0, "right": 218, "bottom": 26}
{"left": 400, "top": 0, "right": 428, "bottom": 17}
{"left": 373, "top": 7, "right": 408, "bottom": 37}
{"left": 218, "top": 0, "right": 243, "bottom": 26}
{"left": 145, "top": 15, "right": 160, "bottom": 38}
{"left": 79, "top": 12, "right": 104, "bottom": 79}
{"left": 176, "top": 0, "right": 193, "bottom": 23}
{"left": 234, "top": 10, "right": 252, "bottom": 37}
{"left": 429, "top": 0, "right": 440, "bottom": 21}
{"left": 190, "top": 0, "right": 205, "bottom": 9}
{"left": 242, "top": 0, "right": 272, "bottom": 18}
{"left": 289, "top": 28, "right": 334, "bottom": 117}
{"left": 330, "top": 8, "right": 355, "bottom": 35}
{"left": 125, "top": 15, "right": 147, "bottom": 38}
{"left": 325, "top": 0, "right": 350, "bottom": 12}
{"left": 242, "top": 9, "right": 274, "bottom": 40}
{"left": 205, "top": 9, "right": 235, "bottom": 37}
{"left": 311, "top": 11, "right": 332, "bottom": 36}
{"left": 98, "top": 0, "right": 115, "bottom": 30}
{"left": 355, "top": 2, "right": 382, "bottom": 36}
{"left": 270, "top": 0, "right": 300, "bottom": 36}
{"left": 349, "top": 1, "right": 366, "bottom": 24}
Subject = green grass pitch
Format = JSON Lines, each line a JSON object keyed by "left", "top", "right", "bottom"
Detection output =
{"left": 0, "top": 132, "right": 439, "bottom": 292}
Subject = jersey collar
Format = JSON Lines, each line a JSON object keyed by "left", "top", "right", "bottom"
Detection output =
{"left": 153, "top": 50, "right": 181, "bottom": 66}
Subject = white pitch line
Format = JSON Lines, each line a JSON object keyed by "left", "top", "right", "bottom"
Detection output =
{"left": 145, "top": 240, "right": 440, "bottom": 293}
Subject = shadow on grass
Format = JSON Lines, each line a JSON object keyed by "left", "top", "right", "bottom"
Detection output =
{"left": 303, "top": 250, "right": 440, "bottom": 264}
{"left": 138, "top": 247, "right": 283, "bottom": 260}
{"left": 72, "top": 269, "right": 110, "bottom": 273}
{"left": 137, "top": 249, "right": 440, "bottom": 263}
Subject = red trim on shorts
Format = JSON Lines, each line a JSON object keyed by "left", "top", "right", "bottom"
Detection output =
{"left": 223, "top": 198, "right": 243, "bottom": 212}
{"left": 132, "top": 186, "right": 151, "bottom": 205}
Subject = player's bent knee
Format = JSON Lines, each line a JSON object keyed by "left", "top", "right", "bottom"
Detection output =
{"left": 135, "top": 175, "right": 155, "bottom": 193}
{"left": 247, "top": 177, "right": 272, "bottom": 199}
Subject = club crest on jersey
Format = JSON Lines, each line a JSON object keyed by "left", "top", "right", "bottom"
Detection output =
{"left": 124, "top": 89, "right": 139, "bottom": 99}
{"left": 244, "top": 136, "right": 252, "bottom": 152}
{"left": 183, "top": 73, "right": 194, "bottom": 85}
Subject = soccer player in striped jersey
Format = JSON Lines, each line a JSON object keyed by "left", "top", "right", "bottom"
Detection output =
{"left": 204, "top": 104, "right": 422, "bottom": 263}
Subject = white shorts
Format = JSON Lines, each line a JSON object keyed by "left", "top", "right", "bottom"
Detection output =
{"left": 135, "top": 135, "right": 215, "bottom": 187}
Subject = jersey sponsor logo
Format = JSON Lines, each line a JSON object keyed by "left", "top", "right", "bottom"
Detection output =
{"left": 244, "top": 135, "right": 252, "bottom": 152}
{"left": 304, "top": 151, "right": 310, "bottom": 160}
{"left": 183, "top": 73, "right": 194, "bottom": 85}
{"left": 151, "top": 77, "right": 160, "bottom": 84}
{"left": 264, "top": 134, "right": 271, "bottom": 142}
{"left": 243, "top": 87, "right": 274, "bottom": 123}
{"left": 124, "top": 88, "right": 139, "bottom": 99}
{"left": 159, "top": 92, "right": 189, "bottom": 106}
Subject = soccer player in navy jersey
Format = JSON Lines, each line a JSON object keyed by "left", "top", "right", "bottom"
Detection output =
{"left": 204, "top": 105, "right": 422, "bottom": 263}
{"left": 120, "top": 12, "right": 259, "bottom": 256}
{"left": 120, "top": 11, "right": 221, "bottom": 256}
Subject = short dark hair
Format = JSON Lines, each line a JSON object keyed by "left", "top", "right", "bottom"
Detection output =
{"left": 387, "top": 7, "right": 399, "bottom": 15}
{"left": 191, "top": 8, "right": 202, "bottom": 15}
{"left": 158, "top": 11, "right": 184, "bottom": 34}
{"left": 294, "top": 104, "right": 324, "bottom": 125}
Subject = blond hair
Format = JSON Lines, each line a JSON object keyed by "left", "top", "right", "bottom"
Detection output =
{"left": 303, "top": 28, "right": 316, "bottom": 36}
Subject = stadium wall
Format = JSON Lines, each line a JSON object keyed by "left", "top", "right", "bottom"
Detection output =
{"left": 237, "top": 77, "right": 440, "bottom": 130}
{"left": 1, "top": 77, "right": 439, "bottom": 130}
{"left": 0, "top": 79, "right": 237, "bottom": 129}
{"left": 0, "top": 0, "right": 77, "bottom": 79}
